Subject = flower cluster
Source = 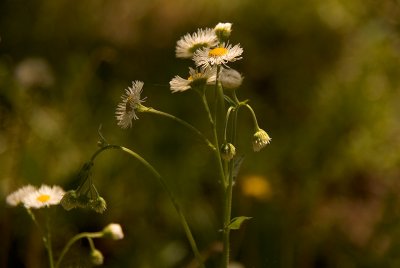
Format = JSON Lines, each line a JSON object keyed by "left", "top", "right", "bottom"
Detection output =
{"left": 170, "top": 22, "right": 243, "bottom": 93}
{"left": 6, "top": 184, "right": 65, "bottom": 209}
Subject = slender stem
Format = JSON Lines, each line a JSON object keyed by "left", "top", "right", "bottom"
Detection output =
{"left": 200, "top": 89, "right": 227, "bottom": 188}
{"left": 55, "top": 232, "right": 103, "bottom": 268}
{"left": 222, "top": 107, "right": 238, "bottom": 268}
{"left": 140, "top": 106, "right": 215, "bottom": 151}
{"left": 46, "top": 217, "right": 55, "bottom": 268}
{"left": 89, "top": 145, "right": 205, "bottom": 268}
{"left": 244, "top": 104, "right": 260, "bottom": 130}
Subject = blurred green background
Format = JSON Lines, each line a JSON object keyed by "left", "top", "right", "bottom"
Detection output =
{"left": 1, "top": 0, "right": 400, "bottom": 267}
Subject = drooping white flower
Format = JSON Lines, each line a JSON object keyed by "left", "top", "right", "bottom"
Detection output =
{"left": 193, "top": 43, "right": 243, "bottom": 70}
{"left": 252, "top": 128, "right": 271, "bottom": 152}
{"left": 175, "top": 28, "right": 218, "bottom": 59}
{"left": 22, "top": 185, "right": 65, "bottom": 209}
{"left": 115, "top": 81, "right": 146, "bottom": 129}
{"left": 6, "top": 185, "right": 36, "bottom": 206}
{"left": 169, "top": 67, "right": 217, "bottom": 93}
{"left": 103, "top": 223, "right": 124, "bottom": 240}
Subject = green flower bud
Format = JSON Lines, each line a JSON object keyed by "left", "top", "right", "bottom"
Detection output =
{"left": 90, "top": 249, "right": 104, "bottom": 266}
{"left": 103, "top": 223, "right": 124, "bottom": 240}
{"left": 221, "top": 143, "right": 236, "bottom": 161}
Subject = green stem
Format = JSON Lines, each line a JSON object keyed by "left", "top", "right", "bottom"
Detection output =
{"left": 55, "top": 232, "right": 103, "bottom": 268}
{"left": 140, "top": 106, "right": 215, "bottom": 151}
{"left": 244, "top": 104, "right": 261, "bottom": 130}
{"left": 200, "top": 89, "right": 227, "bottom": 188}
{"left": 90, "top": 145, "right": 205, "bottom": 268}
{"left": 222, "top": 108, "right": 238, "bottom": 268}
{"left": 46, "top": 218, "right": 55, "bottom": 268}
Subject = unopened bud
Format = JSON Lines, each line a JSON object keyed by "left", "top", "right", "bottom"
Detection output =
{"left": 221, "top": 143, "right": 236, "bottom": 161}
{"left": 219, "top": 68, "right": 243, "bottom": 89}
{"left": 90, "top": 249, "right": 104, "bottom": 266}
{"left": 252, "top": 129, "right": 271, "bottom": 152}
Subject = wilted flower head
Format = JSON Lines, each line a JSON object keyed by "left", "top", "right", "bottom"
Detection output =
{"left": 170, "top": 67, "right": 217, "bottom": 92}
{"left": 6, "top": 185, "right": 36, "bottom": 206}
{"left": 88, "top": 196, "right": 107, "bottom": 214}
{"left": 115, "top": 80, "right": 146, "bottom": 129}
{"left": 193, "top": 43, "right": 243, "bottom": 70}
{"left": 252, "top": 128, "right": 271, "bottom": 152}
{"left": 214, "top": 22, "right": 233, "bottom": 42}
{"left": 103, "top": 223, "right": 124, "bottom": 240}
{"left": 176, "top": 28, "right": 218, "bottom": 58}
{"left": 22, "top": 185, "right": 65, "bottom": 209}
{"left": 219, "top": 68, "right": 243, "bottom": 89}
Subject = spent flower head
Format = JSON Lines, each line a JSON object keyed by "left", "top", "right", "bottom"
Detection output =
{"left": 116, "top": 80, "right": 146, "bottom": 129}
{"left": 6, "top": 185, "right": 36, "bottom": 206}
{"left": 219, "top": 68, "right": 243, "bottom": 89}
{"left": 214, "top": 22, "right": 233, "bottom": 43}
{"left": 193, "top": 43, "right": 243, "bottom": 70}
{"left": 170, "top": 67, "right": 217, "bottom": 93}
{"left": 103, "top": 223, "right": 124, "bottom": 240}
{"left": 252, "top": 128, "right": 271, "bottom": 152}
{"left": 176, "top": 28, "right": 218, "bottom": 59}
{"left": 22, "top": 185, "right": 65, "bottom": 209}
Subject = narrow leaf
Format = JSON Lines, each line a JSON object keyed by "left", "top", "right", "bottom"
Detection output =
{"left": 227, "top": 216, "right": 252, "bottom": 230}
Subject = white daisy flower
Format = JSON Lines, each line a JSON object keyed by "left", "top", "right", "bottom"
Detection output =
{"left": 6, "top": 185, "right": 36, "bottom": 206}
{"left": 22, "top": 185, "right": 65, "bottom": 209}
{"left": 176, "top": 28, "right": 218, "bottom": 59}
{"left": 115, "top": 81, "right": 146, "bottom": 129}
{"left": 169, "top": 67, "right": 217, "bottom": 93}
{"left": 103, "top": 223, "right": 124, "bottom": 240}
{"left": 252, "top": 128, "right": 271, "bottom": 152}
{"left": 193, "top": 43, "right": 243, "bottom": 70}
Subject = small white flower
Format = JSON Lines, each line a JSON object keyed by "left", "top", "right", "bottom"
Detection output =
{"left": 176, "top": 28, "right": 218, "bottom": 59}
{"left": 219, "top": 68, "right": 243, "bottom": 89}
{"left": 115, "top": 81, "right": 146, "bottom": 129}
{"left": 193, "top": 43, "right": 243, "bottom": 70}
{"left": 252, "top": 129, "right": 271, "bottom": 152}
{"left": 169, "top": 67, "right": 217, "bottom": 92}
{"left": 103, "top": 223, "right": 124, "bottom": 240}
{"left": 6, "top": 185, "right": 36, "bottom": 206}
{"left": 22, "top": 185, "right": 65, "bottom": 209}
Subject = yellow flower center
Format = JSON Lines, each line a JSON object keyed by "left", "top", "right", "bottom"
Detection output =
{"left": 37, "top": 194, "right": 50, "bottom": 203}
{"left": 209, "top": 47, "right": 228, "bottom": 57}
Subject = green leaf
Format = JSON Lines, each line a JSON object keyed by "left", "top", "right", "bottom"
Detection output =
{"left": 227, "top": 216, "right": 252, "bottom": 230}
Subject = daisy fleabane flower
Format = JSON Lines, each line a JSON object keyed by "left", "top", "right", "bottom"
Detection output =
{"left": 116, "top": 80, "right": 146, "bottom": 129}
{"left": 23, "top": 185, "right": 65, "bottom": 209}
{"left": 193, "top": 43, "right": 243, "bottom": 70}
{"left": 176, "top": 28, "right": 218, "bottom": 59}
{"left": 170, "top": 67, "right": 217, "bottom": 93}
{"left": 6, "top": 185, "right": 36, "bottom": 206}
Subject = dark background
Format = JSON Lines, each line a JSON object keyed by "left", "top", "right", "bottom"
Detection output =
{"left": 1, "top": 0, "right": 400, "bottom": 267}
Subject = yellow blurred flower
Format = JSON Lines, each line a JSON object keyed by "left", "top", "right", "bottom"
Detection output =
{"left": 240, "top": 175, "right": 272, "bottom": 201}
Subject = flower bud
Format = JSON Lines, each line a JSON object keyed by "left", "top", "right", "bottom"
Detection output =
{"left": 89, "top": 196, "right": 107, "bottom": 214}
{"left": 103, "top": 223, "right": 124, "bottom": 240}
{"left": 60, "top": 190, "right": 79, "bottom": 211}
{"left": 214, "top": 23, "right": 233, "bottom": 42}
{"left": 90, "top": 249, "right": 104, "bottom": 266}
{"left": 219, "top": 68, "right": 243, "bottom": 89}
{"left": 221, "top": 143, "right": 236, "bottom": 161}
{"left": 252, "top": 129, "right": 271, "bottom": 152}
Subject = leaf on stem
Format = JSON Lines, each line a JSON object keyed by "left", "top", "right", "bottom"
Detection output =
{"left": 226, "top": 216, "right": 252, "bottom": 230}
